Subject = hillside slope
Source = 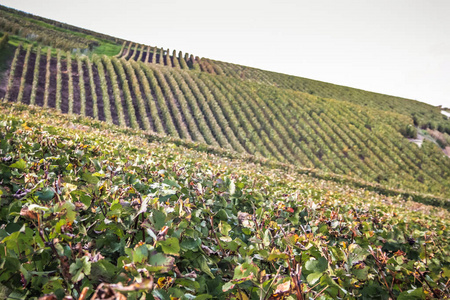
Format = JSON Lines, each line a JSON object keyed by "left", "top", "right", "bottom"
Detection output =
{"left": 1, "top": 4, "right": 449, "bottom": 131}
{"left": 0, "top": 103, "right": 449, "bottom": 299}
{"left": 1, "top": 4, "right": 450, "bottom": 199}
{"left": 116, "top": 41, "right": 450, "bottom": 134}
{"left": 2, "top": 44, "right": 450, "bottom": 199}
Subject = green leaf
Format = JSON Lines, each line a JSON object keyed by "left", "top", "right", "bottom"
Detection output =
{"left": 10, "top": 159, "right": 26, "bottom": 170}
{"left": 361, "top": 282, "right": 389, "bottom": 300}
{"left": 157, "top": 237, "right": 180, "bottom": 256}
{"left": 152, "top": 210, "right": 166, "bottom": 230}
{"left": 267, "top": 253, "right": 289, "bottom": 261}
{"left": 90, "top": 260, "right": 117, "bottom": 283}
{"left": 197, "top": 255, "right": 214, "bottom": 279}
{"left": 194, "top": 295, "right": 213, "bottom": 300}
{"left": 82, "top": 172, "right": 99, "bottom": 184}
{"left": 443, "top": 267, "right": 450, "bottom": 278}
{"left": 224, "top": 240, "right": 238, "bottom": 251}
{"left": 219, "top": 221, "right": 231, "bottom": 236}
{"left": 181, "top": 237, "right": 201, "bottom": 251}
{"left": 60, "top": 201, "right": 76, "bottom": 223}
{"left": 263, "top": 229, "right": 270, "bottom": 247}
{"left": 35, "top": 187, "right": 55, "bottom": 201}
{"left": 222, "top": 281, "right": 235, "bottom": 292}
{"left": 28, "top": 204, "right": 49, "bottom": 212}
{"left": 133, "top": 245, "right": 149, "bottom": 263}
{"left": 69, "top": 256, "right": 91, "bottom": 283}
{"left": 233, "top": 262, "right": 259, "bottom": 282}
{"left": 6, "top": 290, "right": 27, "bottom": 300}
{"left": 174, "top": 278, "right": 200, "bottom": 291}
{"left": 148, "top": 252, "right": 175, "bottom": 273}
{"left": 267, "top": 249, "right": 289, "bottom": 261}
{"left": 215, "top": 209, "right": 228, "bottom": 221}
{"left": 305, "top": 257, "right": 328, "bottom": 273}
{"left": 152, "top": 289, "right": 171, "bottom": 300}
{"left": 307, "top": 272, "right": 323, "bottom": 285}
{"left": 348, "top": 244, "right": 368, "bottom": 263}
{"left": 82, "top": 256, "right": 91, "bottom": 275}
{"left": 352, "top": 266, "right": 369, "bottom": 281}
{"left": 42, "top": 278, "right": 64, "bottom": 295}
{"left": 162, "top": 178, "right": 181, "bottom": 188}
{"left": 320, "top": 274, "right": 345, "bottom": 298}
{"left": 92, "top": 172, "right": 106, "bottom": 178}
{"left": 398, "top": 287, "right": 424, "bottom": 300}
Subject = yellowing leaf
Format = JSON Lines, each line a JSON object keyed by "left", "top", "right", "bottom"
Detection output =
{"left": 274, "top": 280, "right": 291, "bottom": 294}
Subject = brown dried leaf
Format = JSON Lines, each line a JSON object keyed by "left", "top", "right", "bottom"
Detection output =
{"left": 20, "top": 206, "right": 38, "bottom": 220}
{"left": 274, "top": 280, "right": 291, "bottom": 294}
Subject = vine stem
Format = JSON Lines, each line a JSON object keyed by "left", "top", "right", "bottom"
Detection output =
{"left": 370, "top": 249, "right": 395, "bottom": 300}
{"left": 209, "top": 216, "right": 226, "bottom": 256}
{"left": 37, "top": 213, "right": 78, "bottom": 296}
{"left": 416, "top": 268, "right": 440, "bottom": 298}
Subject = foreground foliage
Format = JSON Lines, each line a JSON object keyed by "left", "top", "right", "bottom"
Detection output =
{"left": 0, "top": 105, "right": 449, "bottom": 299}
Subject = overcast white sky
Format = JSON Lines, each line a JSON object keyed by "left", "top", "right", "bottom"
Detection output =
{"left": 3, "top": 0, "right": 450, "bottom": 107}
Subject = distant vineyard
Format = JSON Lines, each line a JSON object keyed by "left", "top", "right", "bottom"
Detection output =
{"left": 2, "top": 45, "right": 450, "bottom": 198}
{"left": 0, "top": 5, "right": 124, "bottom": 50}
{"left": 0, "top": 11, "right": 96, "bottom": 51}
{"left": 116, "top": 41, "right": 221, "bottom": 75}
{"left": 1, "top": 2, "right": 447, "bottom": 132}
{"left": 4, "top": 0, "right": 441, "bottom": 134}
{"left": 117, "top": 42, "right": 450, "bottom": 135}
{"left": 209, "top": 60, "right": 450, "bottom": 133}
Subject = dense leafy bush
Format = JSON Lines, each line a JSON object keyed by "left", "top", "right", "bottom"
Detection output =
{"left": 0, "top": 32, "right": 8, "bottom": 49}
{"left": 400, "top": 124, "right": 418, "bottom": 139}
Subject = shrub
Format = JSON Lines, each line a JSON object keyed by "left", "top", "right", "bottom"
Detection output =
{"left": 0, "top": 32, "right": 9, "bottom": 49}
{"left": 401, "top": 124, "right": 417, "bottom": 139}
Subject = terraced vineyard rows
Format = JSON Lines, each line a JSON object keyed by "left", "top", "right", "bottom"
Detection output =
{"left": 118, "top": 41, "right": 218, "bottom": 74}
{"left": 1, "top": 1, "right": 448, "bottom": 133}
{"left": 209, "top": 60, "right": 450, "bottom": 133}
{"left": 117, "top": 41, "right": 450, "bottom": 134}
{"left": 2, "top": 45, "right": 450, "bottom": 199}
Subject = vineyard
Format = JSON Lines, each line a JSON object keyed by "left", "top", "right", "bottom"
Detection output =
{"left": 1, "top": 44, "right": 450, "bottom": 200}
{"left": 115, "top": 42, "right": 450, "bottom": 135}
{"left": 0, "top": 4, "right": 450, "bottom": 299}
{"left": 209, "top": 60, "right": 450, "bottom": 132}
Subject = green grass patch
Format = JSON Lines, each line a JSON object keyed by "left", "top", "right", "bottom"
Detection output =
{"left": 91, "top": 42, "right": 121, "bottom": 56}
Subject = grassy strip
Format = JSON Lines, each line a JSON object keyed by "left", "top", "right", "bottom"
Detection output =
{"left": 43, "top": 48, "right": 51, "bottom": 107}
{"left": 3, "top": 43, "right": 21, "bottom": 102}
{"left": 16, "top": 44, "right": 32, "bottom": 103}
{"left": 29, "top": 46, "right": 41, "bottom": 105}
{"left": 67, "top": 51, "right": 74, "bottom": 114}
{"left": 55, "top": 50, "right": 62, "bottom": 111}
